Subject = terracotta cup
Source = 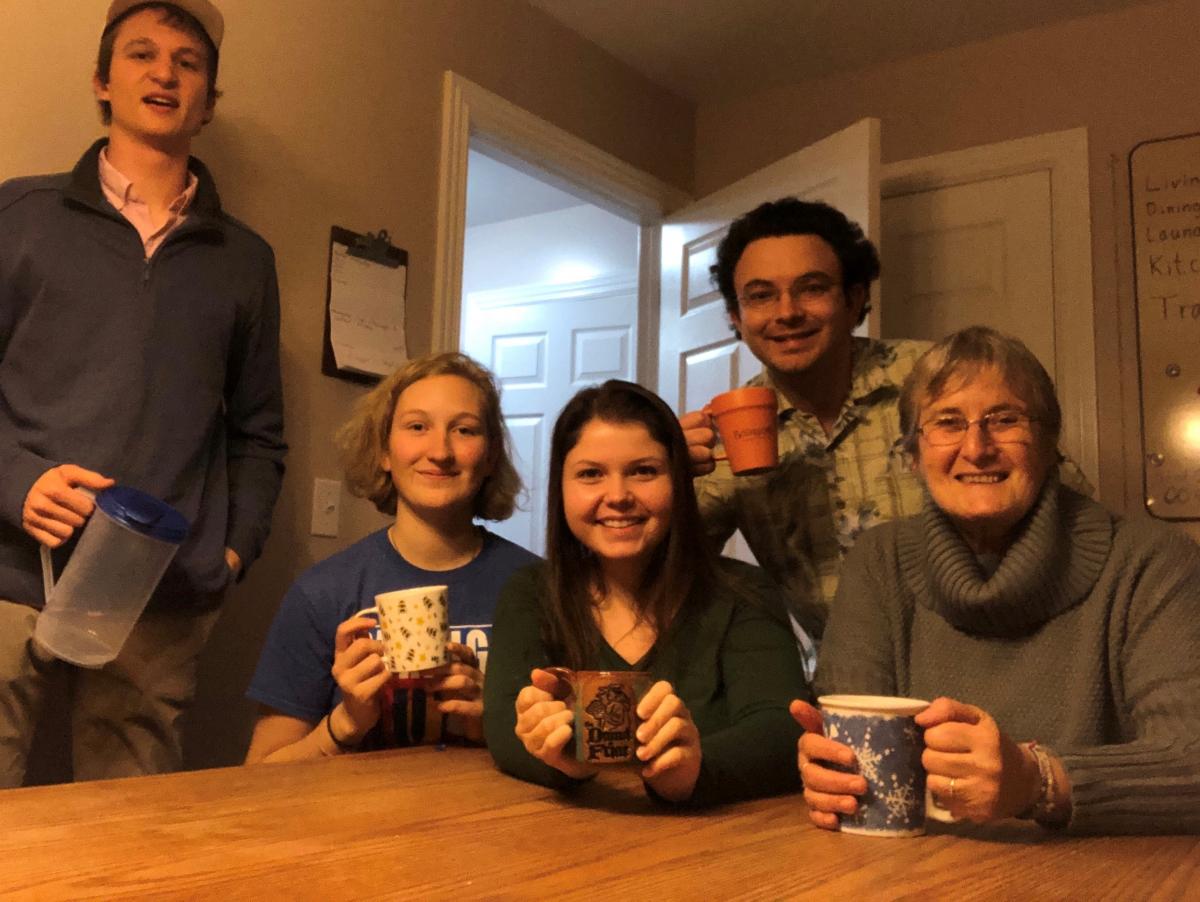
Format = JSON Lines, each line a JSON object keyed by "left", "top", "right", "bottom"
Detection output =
{"left": 355, "top": 585, "right": 449, "bottom": 677}
{"left": 545, "top": 668, "right": 652, "bottom": 764}
{"left": 708, "top": 386, "right": 778, "bottom": 475}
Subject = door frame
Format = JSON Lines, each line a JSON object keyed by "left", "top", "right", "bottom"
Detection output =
{"left": 880, "top": 127, "right": 1098, "bottom": 484}
{"left": 433, "top": 72, "right": 690, "bottom": 388}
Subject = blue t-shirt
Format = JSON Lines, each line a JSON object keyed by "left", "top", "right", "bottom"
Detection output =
{"left": 247, "top": 527, "right": 539, "bottom": 748}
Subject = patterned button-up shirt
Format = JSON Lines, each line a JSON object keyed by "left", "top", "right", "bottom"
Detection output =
{"left": 695, "top": 338, "right": 933, "bottom": 644}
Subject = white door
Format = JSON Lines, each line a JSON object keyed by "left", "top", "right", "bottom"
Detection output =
{"left": 881, "top": 171, "right": 1055, "bottom": 376}
{"left": 462, "top": 277, "right": 638, "bottom": 555}
{"left": 879, "top": 154, "right": 1097, "bottom": 481}
{"left": 657, "top": 118, "right": 881, "bottom": 415}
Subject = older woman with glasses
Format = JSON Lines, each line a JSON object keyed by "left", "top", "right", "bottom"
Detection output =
{"left": 792, "top": 325, "right": 1200, "bottom": 834}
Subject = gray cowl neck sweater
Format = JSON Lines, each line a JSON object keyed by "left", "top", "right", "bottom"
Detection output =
{"left": 901, "top": 474, "right": 1113, "bottom": 637}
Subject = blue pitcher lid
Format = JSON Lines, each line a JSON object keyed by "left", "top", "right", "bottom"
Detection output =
{"left": 95, "top": 486, "right": 190, "bottom": 544}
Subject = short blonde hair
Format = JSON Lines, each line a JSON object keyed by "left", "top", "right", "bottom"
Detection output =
{"left": 899, "top": 326, "right": 1062, "bottom": 458}
{"left": 336, "top": 352, "right": 521, "bottom": 520}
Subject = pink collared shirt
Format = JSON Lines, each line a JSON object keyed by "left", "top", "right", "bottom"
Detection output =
{"left": 98, "top": 147, "right": 199, "bottom": 259}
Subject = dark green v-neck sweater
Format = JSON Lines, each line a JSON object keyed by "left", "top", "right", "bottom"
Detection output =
{"left": 483, "top": 559, "right": 807, "bottom": 806}
{"left": 816, "top": 479, "right": 1200, "bottom": 834}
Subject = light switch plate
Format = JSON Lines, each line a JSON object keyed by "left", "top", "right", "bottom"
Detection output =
{"left": 311, "top": 478, "right": 341, "bottom": 537}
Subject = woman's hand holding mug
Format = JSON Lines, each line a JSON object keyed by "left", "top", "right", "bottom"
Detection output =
{"left": 514, "top": 668, "right": 599, "bottom": 781}
{"left": 329, "top": 614, "right": 392, "bottom": 744}
{"left": 790, "top": 699, "right": 868, "bottom": 830}
{"left": 431, "top": 642, "right": 486, "bottom": 741}
{"left": 636, "top": 680, "right": 702, "bottom": 802}
{"left": 917, "top": 697, "right": 1045, "bottom": 823}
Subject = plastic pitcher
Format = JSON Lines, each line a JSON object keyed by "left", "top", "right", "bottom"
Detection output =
{"left": 35, "top": 486, "right": 189, "bottom": 668}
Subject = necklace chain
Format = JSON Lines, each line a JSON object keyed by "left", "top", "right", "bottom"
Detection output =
{"left": 595, "top": 599, "right": 649, "bottom": 647}
{"left": 386, "top": 524, "right": 482, "bottom": 569}
{"left": 610, "top": 619, "right": 646, "bottom": 647}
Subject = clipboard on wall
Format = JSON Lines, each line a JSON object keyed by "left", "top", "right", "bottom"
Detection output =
{"left": 322, "top": 225, "right": 409, "bottom": 384}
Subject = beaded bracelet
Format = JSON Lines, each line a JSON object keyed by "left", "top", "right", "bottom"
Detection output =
{"left": 1023, "top": 740, "right": 1064, "bottom": 824}
{"left": 325, "top": 714, "right": 359, "bottom": 753}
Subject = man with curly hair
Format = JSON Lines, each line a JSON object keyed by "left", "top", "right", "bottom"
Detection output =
{"left": 682, "top": 199, "right": 927, "bottom": 672}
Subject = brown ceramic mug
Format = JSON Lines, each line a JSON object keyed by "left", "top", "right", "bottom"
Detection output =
{"left": 545, "top": 667, "right": 652, "bottom": 765}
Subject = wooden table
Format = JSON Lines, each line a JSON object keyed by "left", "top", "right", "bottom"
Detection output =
{"left": 1, "top": 747, "right": 1196, "bottom": 900}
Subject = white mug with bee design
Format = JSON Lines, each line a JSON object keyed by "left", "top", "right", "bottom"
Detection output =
{"left": 356, "top": 585, "right": 449, "bottom": 676}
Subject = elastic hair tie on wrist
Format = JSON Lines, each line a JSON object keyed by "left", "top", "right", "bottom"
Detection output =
{"left": 325, "top": 714, "right": 358, "bottom": 753}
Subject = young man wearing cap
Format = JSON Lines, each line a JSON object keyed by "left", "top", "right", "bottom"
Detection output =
{"left": 681, "top": 198, "right": 1088, "bottom": 674}
{"left": 0, "top": 0, "right": 286, "bottom": 786}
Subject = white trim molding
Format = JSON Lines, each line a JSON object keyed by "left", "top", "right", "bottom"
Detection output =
{"left": 433, "top": 72, "right": 690, "bottom": 358}
{"left": 882, "top": 127, "right": 1099, "bottom": 485}
{"left": 466, "top": 273, "right": 638, "bottom": 311}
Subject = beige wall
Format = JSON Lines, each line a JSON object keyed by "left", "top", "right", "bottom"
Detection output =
{"left": 1, "top": 0, "right": 692, "bottom": 778}
{"left": 695, "top": 0, "right": 1200, "bottom": 544}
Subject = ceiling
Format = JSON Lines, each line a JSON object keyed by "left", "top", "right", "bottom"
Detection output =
{"left": 466, "top": 150, "right": 583, "bottom": 228}
{"left": 526, "top": 0, "right": 1162, "bottom": 103}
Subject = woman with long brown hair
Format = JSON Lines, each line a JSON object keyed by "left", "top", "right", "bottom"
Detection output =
{"left": 484, "top": 380, "right": 806, "bottom": 804}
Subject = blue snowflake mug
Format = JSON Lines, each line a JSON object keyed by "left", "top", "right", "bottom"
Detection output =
{"left": 817, "top": 695, "right": 931, "bottom": 837}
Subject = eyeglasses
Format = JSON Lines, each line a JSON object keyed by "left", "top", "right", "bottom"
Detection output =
{"left": 917, "top": 411, "right": 1038, "bottom": 446}
{"left": 737, "top": 277, "right": 839, "bottom": 309}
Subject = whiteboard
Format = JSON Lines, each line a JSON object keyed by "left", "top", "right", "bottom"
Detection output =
{"left": 1130, "top": 132, "right": 1200, "bottom": 520}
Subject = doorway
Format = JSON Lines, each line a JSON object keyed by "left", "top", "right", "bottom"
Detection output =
{"left": 460, "top": 150, "right": 640, "bottom": 554}
{"left": 434, "top": 73, "right": 687, "bottom": 555}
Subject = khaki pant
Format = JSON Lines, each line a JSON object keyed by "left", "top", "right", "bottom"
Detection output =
{"left": 0, "top": 598, "right": 220, "bottom": 788}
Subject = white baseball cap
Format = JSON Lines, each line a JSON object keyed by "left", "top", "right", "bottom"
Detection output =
{"left": 104, "top": 0, "right": 225, "bottom": 50}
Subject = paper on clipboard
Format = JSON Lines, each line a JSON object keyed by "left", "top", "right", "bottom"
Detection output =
{"left": 328, "top": 241, "right": 408, "bottom": 377}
